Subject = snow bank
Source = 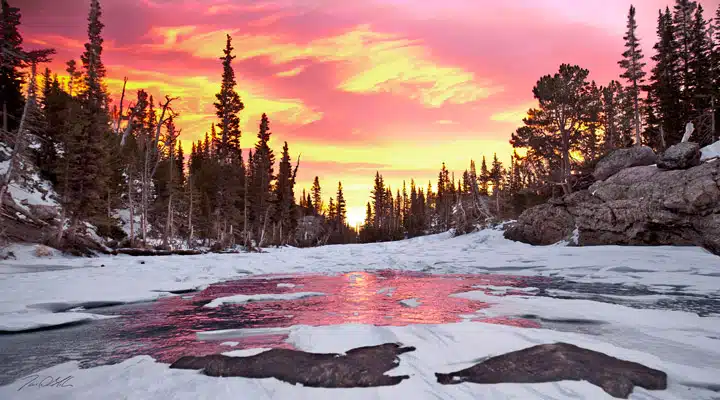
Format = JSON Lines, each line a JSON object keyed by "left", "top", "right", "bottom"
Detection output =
{"left": 203, "top": 292, "right": 326, "bottom": 308}
{"left": 2, "top": 322, "right": 719, "bottom": 399}
{"left": 700, "top": 139, "right": 720, "bottom": 161}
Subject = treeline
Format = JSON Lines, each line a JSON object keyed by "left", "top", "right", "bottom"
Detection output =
{"left": 512, "top": 1, "right": 719, "bottom": 195}
{"left": 356, "top": 0, "right": 720, "bottom": 243}
{"left": 0, "top": 0, "right": 356, "bottom": 251}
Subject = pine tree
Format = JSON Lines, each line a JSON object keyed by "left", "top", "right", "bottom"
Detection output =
{"left": 311, "top": 176, "right": 322, "bottom": 215}
{"left": 479, "top": 156, "right": 489, "bottom": 196}
{"left": 646, "top": 8, "right": 684, "bottom": 147}
{"left": 272, "top": 141, "right": 298, "bottom": 243}
{"left": 618, "top": 5, "right": 647, "bottom": 146}
{"left": 336, "top": 181, "right": 346, "bottom": 228}
{"left": 0, "top": 0, "right": 25, "bottom": 133}
{"left": 213, "top": 34, "right": 244, "bottom": 161}
{"left": 673, "top": 0, "right": 698, "bottom": 88}
{"left": 58, "top": 0, "right": 111, "bottom": 235}
{"left": 249, "top": 113, "right": 275, "bottom": 245}
{"left": 371, "top": 172, "right": 385, "bottom": 229}
{"left": 80, "top": 0, "right": 107, "bottom": 107}
{"left": 688, "top": 4, "right": 714, "bottom": 144}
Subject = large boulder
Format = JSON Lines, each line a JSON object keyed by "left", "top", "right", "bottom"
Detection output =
{"left": 504, "top": 161, "right": 720, "bottom": 255}
{"left": 657, "top": 142, "right": 701, "bottom": 170}
{"left": 593, "top": 146, "right": 657, "bottom": 181}
{"left": 435, "top": 342, "right": 667, "bottom": 399}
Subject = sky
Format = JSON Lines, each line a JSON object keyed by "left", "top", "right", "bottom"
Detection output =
{"left": 19, "top": 0, "right": 719, "bottom": 226}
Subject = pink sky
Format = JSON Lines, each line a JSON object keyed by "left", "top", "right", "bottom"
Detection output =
{"left": 21, "top": 0, "right": 717, "bottom": 225}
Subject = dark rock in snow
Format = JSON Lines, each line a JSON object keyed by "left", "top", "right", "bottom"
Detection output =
{"left": 657, "top": 142, "right": 701, "bottom": 170}
{"left": 505, "top": 161, "right": 720, "bottom": 255}
{"left": 435, "top": 342, "right": 667, "bottom": 399}
{"left": 593, "top": 146, "right": 657, "bottom": 181}
{"left": 170, "top": 343, "right": 415, "bottom": 387}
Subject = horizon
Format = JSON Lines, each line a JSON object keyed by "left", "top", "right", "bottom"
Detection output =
{"left": 20, "top": 0, "right": 703, "bottom": 226}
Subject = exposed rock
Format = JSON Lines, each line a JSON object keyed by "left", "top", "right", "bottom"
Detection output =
{"left": 435, "top": 342, "right": 667, "bottom": 399}
{"left": 170, "top": 343, "right": 415, "bottom": 387}
{"left": 27, "top": 204, "right": 60, "bottom": 222}
{"left": 657, "top": 142, "right": 701, "bottom": 170}
{"left": 504, "top": 161, "right": 720, "bottom": 255}
{"left": 593, "top": 146, "right": 657, "bottom": 181}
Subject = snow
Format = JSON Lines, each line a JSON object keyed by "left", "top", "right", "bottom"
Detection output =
{"left": 1, "top": 228, "right": 720, "bottom": 398}
{"left": 219, "top": 341, "right": 239, "bottom": 347}
{"left": 2, "top": 322, "right": 719, "bottom": 400}
{"left": 1, "top": 228, "right": 719, "bottom": 332}
{"left": 277, "top": 283, "right": 296, "bottom": 288}
{"left": 700, "top": 139, "right": 720, "bottom": 161}
{"left": 399, "top": 298, "right": 422, "bottom": 308}
{"left": 0, "top": 310, "right": 113, "bottom": 332}
{"left": 203, "top": 292, "right": 326, "bottom": 308}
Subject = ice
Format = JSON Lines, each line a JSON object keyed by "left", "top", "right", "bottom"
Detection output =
{"left": 2, "top": 322, "right": 719, "bottom": 399}
{"left": 0, "top": 310, "right": 114, "bottom": 333}
{"left": 203, "top": 292, "right": 326, "bottom": 308}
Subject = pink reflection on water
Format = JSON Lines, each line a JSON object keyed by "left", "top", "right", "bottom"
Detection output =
{"left": 112, "top": 271, "right": 543, "bottom": 364}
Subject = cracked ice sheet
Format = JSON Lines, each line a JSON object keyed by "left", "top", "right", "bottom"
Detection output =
{"left": 1, "top": 322, "right": 719, "bottom": 400}
{"left": 1, "top": 229, "right": 719, "bottom": 332}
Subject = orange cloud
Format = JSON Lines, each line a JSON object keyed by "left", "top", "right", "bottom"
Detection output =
{"left": 490, "top": 102, "right": 536, "bottom": 124}
{"left": 144, "top": 24, "right": 500, "bottom": 108}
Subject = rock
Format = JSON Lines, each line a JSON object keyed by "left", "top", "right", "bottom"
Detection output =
{"left": 504, "top": 162, "right": 720, "bottom": 255}
{"left": 170, "top": 343, "right": 415, "bottom": 387}
{"left": 593, "top": 146, "right": 657, "bottom": 181}
{"left": 657, "top": 142, "right": 701, "bottom": 170}
{"left": 435, "top": 342, "right": 667, "bottom": 399}
{"left": 27, "top": 204, "right": 59, "bottom": 221}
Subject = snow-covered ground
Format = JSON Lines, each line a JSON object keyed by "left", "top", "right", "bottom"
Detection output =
{"left": 1, "top": 229, "right": 719, "bottom": 399}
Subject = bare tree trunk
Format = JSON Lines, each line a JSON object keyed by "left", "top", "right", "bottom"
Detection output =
{"left": 561, "top": 130, "right": 571, "bottom": 195}
{"left": 243, "top": 175, "right": 249, "bottom": 250}
{"left": 128, "top": 174, "right": 135, "bottom": 247}
{"left": 660, "top": 125, "right": 666, "bottom": 150}
{"left": 163, "top": 138, "right": 175, "bottom": 248}
{"left": 259, "top": 208, "right": 270, "bottom": 248}
{"left": 2, "top": 102, "right": 6, "bottom": 133}
{"left": 0, "top": 62, "right": 38, "bottom": 203}
{"left": 187, "top": 176, "right": 193, "bottom": 248}
{"left": 115, "top": 77, "right": 128, "bottom": 134}
{"left": 632, "top": 81, "right": 642, "bottom": 146}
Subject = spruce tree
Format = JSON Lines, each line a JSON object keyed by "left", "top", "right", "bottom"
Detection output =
{"left": 311, "top": 176, "right": 322, "bottom": 215}
{"left": 673, "top": 0, "right": 698, "bottom": 119}
{"left": 0, "top": 0, "right": 24, "bottom": 133}
{"left": 646, "top": 8, "right": 684, "bottom": 147}
{"left": 688, "top": 5, "right": 714, "bottom": 144}
{"left": 618, "top": 5, "right": 647, "bottom": 146}
{"left": 336, "top": 181, "right": 346, "bottom": 228}
{"left": 479, "top": 156, "right": 489, "bottom": 196}
{"left": 214, "top": 34, "right": 244, "bottom": 160}
{"left": 59, "top": 0, "right": 111, "bottom": 233}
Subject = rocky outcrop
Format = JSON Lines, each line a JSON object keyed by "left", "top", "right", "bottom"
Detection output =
{"left": 170, "top": 343, "right": 415, "bottom": 387}
{"left": 593, "top": 146, "right": 657, "bottom": 181}
{"left": 436, "top": 342, "right": 667, "bottom": 399}
{"left": 657, "top": 142, "right": 701, "bottom": 170}
{"left": 504, "top": 159, "right": 720, "bottom": 255}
